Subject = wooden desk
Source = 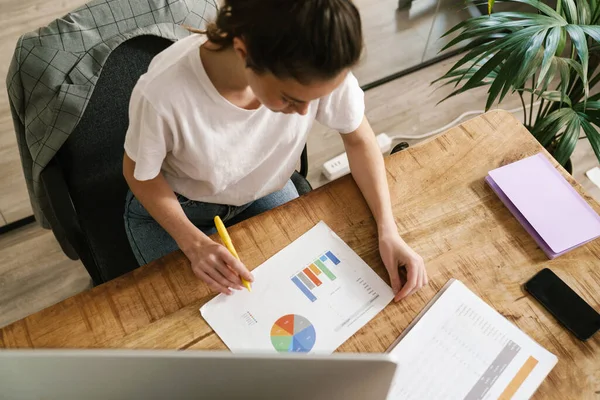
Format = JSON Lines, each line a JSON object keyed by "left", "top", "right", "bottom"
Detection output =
{"left": 1, "top": 111, "right": 599, "bottom": 398}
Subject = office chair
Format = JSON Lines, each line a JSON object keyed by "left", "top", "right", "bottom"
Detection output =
{"left": 40, "top": 35, "right": 312, "bottom": 285}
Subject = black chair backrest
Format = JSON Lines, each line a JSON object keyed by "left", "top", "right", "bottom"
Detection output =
{"left": 55, "top": 35, "right": 174, "bottom": 281}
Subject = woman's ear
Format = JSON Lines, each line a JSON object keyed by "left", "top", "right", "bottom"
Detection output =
{"left": 232, "top": 37, "right": 248, "bottom": 63}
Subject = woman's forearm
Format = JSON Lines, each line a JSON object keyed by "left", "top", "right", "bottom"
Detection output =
{"left": 343, "top": 117, "right": 397, "bottom": 236}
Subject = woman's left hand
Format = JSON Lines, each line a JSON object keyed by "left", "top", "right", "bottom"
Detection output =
{"left": 379, "top": 231, "right": 428, "bottom": 302}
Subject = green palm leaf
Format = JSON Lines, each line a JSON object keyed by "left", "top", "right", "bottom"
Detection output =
{"left": 521, "top": 89, "right": 572, "bottom": 106}
{"left": 593, "top": 2, "right": 600, "bottom": 24}
{"left": 493, "top": 48, "right": 528, "bottom": 107}
{"left": 565, "top": 25, "right": 589, "bottom": 97}
{"left": 574, "top": 95, "right": 600, "bottom": 121}
{"left": 539, "top": 57, "right": 558, "bottom": 93}
{"left": 537, "top": 27, "right": 561, "bottom": 87}
{"left": 563, "top": 59, "right": 586, "bottom": 83}
{"left": 437, "top": 0, "right": 600, "bottom": 164}
{"left": 532, "top": 108, "right": 575, "bottom": 146}
{"left": 581, "top": 25, "right": 600, "bottom": 41}
{"left": 555, "top": 58, "right": 572, "bottom": 105}
{"left": 436, "top": 40, "right": 500, "bottom": 80}
{"left": 501, "top": 0, "right": 567, "bottom": 21}
{"left": 576, "top": 0, "right": 591, "bottom": 24}
{"left": 554, "top": 117, "right": 581, "bottom": 165}
{"left": 514, "top": 30, "right": 546, "bottom": 88}
{"left": 463, "top": 51, "right": 509, "bottom": 92}
{"left": 441, "top": 18, "right": 550, "bottom": 50}
{"left": 580, "top": 118, "right": 600, "bottom": 162}
{"left": 588, "top": 93, "right": 600, "bottom": 102}
{"left": 440, "top": 27, "right": 539, "bottom": 88}
{"left": 562, "top": 0, "right": 579, "bottom": 23}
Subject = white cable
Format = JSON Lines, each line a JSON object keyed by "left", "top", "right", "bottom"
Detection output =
{"left": 388, "top": 102, "right": 542, "bottom": 141}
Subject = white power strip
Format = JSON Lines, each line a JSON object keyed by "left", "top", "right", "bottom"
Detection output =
{"left": 322, "top": 133, "right": 393, "bottom": 181}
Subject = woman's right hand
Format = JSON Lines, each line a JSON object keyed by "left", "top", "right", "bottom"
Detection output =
{"left": 180, "top": 235, "right": 254, "bottom": 295}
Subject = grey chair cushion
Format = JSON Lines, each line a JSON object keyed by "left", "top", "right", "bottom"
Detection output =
{"left": 56, "top": 35, "right": 173, "bottom": 281}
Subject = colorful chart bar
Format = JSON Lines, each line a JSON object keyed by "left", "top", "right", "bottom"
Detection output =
{"left": 314, "top": 259, "right": 336, "bottom": 281}
{"left": 309, "top": 263, "right": 321, "bottom": 275}
{"left": 498, "top": 356, "right": 539, "bottom": 400}
{"left": 291, "top": 276, "right": 317, "bottom": 302}
{"left": 303, "top": 268, "right": 322, "bottom": 286}
{"left": 297, "top": 272, "right": 315, "bottom": 289}
{"left": 325, "top": 251, "right": 340, "bottom": 264}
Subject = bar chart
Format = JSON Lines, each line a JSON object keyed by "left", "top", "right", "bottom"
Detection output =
{"left": 291, "top": 251, "right": 340, "bottom": 302}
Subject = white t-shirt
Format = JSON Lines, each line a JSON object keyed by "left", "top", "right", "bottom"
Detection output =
{"left": 124, "top": 34, "right": 365, "bottom": 206}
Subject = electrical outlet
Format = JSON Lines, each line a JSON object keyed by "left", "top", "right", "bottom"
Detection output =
{"left": 322, "top": 133, "right": 392, "bottom": 181}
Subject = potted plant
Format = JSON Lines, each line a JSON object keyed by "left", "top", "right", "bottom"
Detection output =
{"left": 436, "top": 0, "right": 600, "bottom": 172}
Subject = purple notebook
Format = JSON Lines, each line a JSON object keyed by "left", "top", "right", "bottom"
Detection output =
{"left": 486, "top": 153, "right": 600, "bottom": 259}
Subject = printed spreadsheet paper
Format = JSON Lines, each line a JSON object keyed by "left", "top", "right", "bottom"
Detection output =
{"left": 201, "top": 221, "right": 394, "bottom": 354}
{"left": 387, "top": 280, "right": 557, "bottom": 400}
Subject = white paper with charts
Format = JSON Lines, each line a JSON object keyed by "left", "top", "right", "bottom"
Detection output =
{"left": 200, "top": 221, "right": 394, "bottom": 354}
{"left": 386, "top": 280, "right": 557, "bottom": 400}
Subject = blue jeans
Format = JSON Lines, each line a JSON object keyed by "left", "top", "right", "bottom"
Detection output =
{"left": 124, "top": 180, "right": 299, "bottom": 266}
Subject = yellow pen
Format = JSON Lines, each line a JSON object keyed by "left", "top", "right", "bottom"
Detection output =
{"left": 214, "top": 216, "right": 252, "bottom": 292}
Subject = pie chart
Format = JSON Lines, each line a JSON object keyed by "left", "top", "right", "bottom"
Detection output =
{"left": 270, "top": 314, "right": 316, "bottom": 353}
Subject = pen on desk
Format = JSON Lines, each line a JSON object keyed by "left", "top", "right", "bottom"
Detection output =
{"left": 214, "top": 216, "right": 252, "bottom": 292}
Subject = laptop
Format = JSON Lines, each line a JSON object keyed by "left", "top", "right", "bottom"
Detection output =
{"left": 0, "top": 350, "right": 397, "bottom": 400}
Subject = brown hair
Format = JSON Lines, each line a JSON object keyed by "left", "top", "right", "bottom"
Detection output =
{"left": 195, "top": 0, "right": 363, "bottom": 83}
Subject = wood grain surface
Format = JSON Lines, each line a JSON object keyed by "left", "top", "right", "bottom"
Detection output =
{"left": 1, "top": 110, "right": 599, "bottom": 399}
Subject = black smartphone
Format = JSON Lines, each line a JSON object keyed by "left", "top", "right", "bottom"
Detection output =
{"left": 525, "top": 268, "right": 600, "bottom": 341}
